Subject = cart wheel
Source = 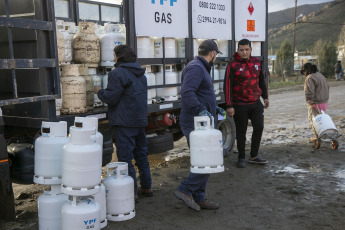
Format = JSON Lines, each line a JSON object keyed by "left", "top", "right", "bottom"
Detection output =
{"left": 331, "top": 140, "right": 339, "bottom": 150}
{"left": 313, "top": 139, "right": 321, "bottom": 149}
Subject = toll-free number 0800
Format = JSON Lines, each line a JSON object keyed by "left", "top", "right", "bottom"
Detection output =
{"left": 199, "top": 1, "right": 225, "bottom": 11}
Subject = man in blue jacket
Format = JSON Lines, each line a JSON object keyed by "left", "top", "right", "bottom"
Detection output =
{"left": 94, "top": 45, "right": 152, "bottom": 202}
{"left": 174, "top": 40, "right": 224, "bottom": 211}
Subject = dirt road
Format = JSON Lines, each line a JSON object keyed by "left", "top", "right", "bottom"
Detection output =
{"left": 1, "top": 81, "right": 345, "bottom": 230}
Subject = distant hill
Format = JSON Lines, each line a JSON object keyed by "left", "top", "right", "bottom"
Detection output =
{"left": 268, "top": 0, "right": 345, "bottom": 53}
{"left": 268, "top": 2, "right": 330, "bottom": 31}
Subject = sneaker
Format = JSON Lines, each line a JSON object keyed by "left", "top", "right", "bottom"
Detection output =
{"left": 138, "top": 188, "right": 153, "bottom": 197}
{"left": 197, "top": 199, "right": 219, "bottom": 210}
{"left": 248, "top": 156, "right": 268, "bottom": 164}
{"left": 174, "top": 190, "right": 200, "bottom": 211}
{"left": 237, "top": 159, "right": 246, "bottom": 168}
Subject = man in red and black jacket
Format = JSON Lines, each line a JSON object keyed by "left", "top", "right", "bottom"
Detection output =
{"left": 224, "top": 39, "right": 269, "bottom": 168}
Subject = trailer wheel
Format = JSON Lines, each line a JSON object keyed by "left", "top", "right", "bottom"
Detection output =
{"left": 147, "top": 133, "right": 174, "bottom": 155}
{"left": 216, "top": 116, "right": 236, "bottom": 157}
{"left": 331, "top": 140, "right": 339, "bottom": 150}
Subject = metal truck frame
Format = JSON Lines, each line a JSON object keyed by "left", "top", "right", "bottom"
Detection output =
{"left": 0, "top": 0, "right": 268, "bottom": 219}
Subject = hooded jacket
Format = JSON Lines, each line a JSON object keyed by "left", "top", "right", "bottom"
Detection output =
{"left": 224, "top": 52, "right": 268, "bottom": 108}
{"left": 97, "top": 62, "right": 148, "bottom": 127}
{"left": 304, "top": 72, "right": 329, "bottom": 105}
{"left": 179, "top": 56, "right": 216, "bottom": 128}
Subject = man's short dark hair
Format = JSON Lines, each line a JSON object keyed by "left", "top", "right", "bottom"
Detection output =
{"left": 238, "top": 39, "right": 251, "bottom": 48}
{"left": 114, "top": 45, "right": 137, "bottom": 63}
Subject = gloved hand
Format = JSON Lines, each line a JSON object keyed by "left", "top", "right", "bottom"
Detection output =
{"left": 216, "top": 106, "right": 225, "bottom": 116}
{"left": 198, "top": 110, "right": 212, "bottom": 118}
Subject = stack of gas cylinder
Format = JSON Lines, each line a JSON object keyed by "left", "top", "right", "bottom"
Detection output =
{"left": 34, "top": 118, "right": 135, "bottom": 230}
{"left": 34, "top": 121, "right": 69, "bottom": 230}
{"left": 55, "top": 20, "right": 126, "bottom": 115}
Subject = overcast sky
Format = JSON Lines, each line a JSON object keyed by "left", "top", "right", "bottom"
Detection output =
{"left": 268, "top": 0, "right": 334, "bottom": 12}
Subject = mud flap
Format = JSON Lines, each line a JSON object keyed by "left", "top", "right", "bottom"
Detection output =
{"left": 0, "top": 116, "right": 15, "bottom": 220}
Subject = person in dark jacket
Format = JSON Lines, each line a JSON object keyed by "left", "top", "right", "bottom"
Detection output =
{"left": 174, "top": 39, "right": 225, "bottom": 211}
{"left": 334, "top": 60, "right": 342, "bottom": 81}
{"left": 94, "top": 45, "right": 152, "bottom": 202}
{"left": 224, "top": 39, "right": 269, "bottom": 168}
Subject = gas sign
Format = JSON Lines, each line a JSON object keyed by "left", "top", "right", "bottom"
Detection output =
{"left": 134, "top": 0, "right": 189, "bottom": 38}
{"left": 235, "top": 0, "right": 266, "bottom": 41}
{"left": 192, "top": 0, "right": 232, "bottom": 40}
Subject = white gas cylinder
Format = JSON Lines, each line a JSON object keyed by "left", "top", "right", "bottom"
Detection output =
{"left": 93, "top": 184, "right": 107, "bottom": 228}
{"left": 312, "top": 111, "right": 338, "bottom": 137}
{"left": 190, "top": 116, "right": 224, "bottom": 174}
{"left": 103, "top": 162, "right": 135, "bottom": 222}
{"left": 218, "top": 63, "right": 227, "bottom": 93}
{"left": 96, "top": 24, "right": 106, "bottom": 40}
{"left": 74, "top": 116, "right": 103, "bottom": 148}
{"left": 34, "top": 121, "right": 69, "bottom": 185}
{"left": 154, "top": 38, "right": 163, "bottom": 58}
{"left": 144, "top": 65, "right": 156, "bottom": 104}
{"left": 251, "top": 42, "right": 262, "bottom": 56}
{"left": 177, "top": 38, "right": 185, "bottom": 58}
{"left": 177, "top": 64, "right": 184, "bottom": 96}
{"left": 102, "top": 68, "right": 114, "bottom": 107}
{"left": 61, "top": 22, "right": 76, "bottom": 64}
{"left": 56, "top": 20, "right": 65, "bottom": 64}
{"left": 61, "top": 126, "right": 102, "bottom": 196}
{"left": 38, "top": 185, "right": 68, "bottom": 230}
{"left": 61, "top": 196, "right": 100, "bottom": 230}
{"left": 119, "top": 24, "right": 126, "bottom": 40}
{"left": 211, "top": 65, "right": 220, "bottom": 95}
{"left": 217, "top": 40, "right": 229, "bottom": 57}
{"left": 100, "top": 23, "right": 125, "bottom": 66}
{"left": 154, "top": 38, "right": 177, "bottom": 58}
{"left": 137, "top": 37, "right": 154, "bottom": 58}
{"left": 89, "top": 67, "right": 103, "bottom": 107}
{"left": 102, "top": 73, "right": 108, "bottom": 90}
{"left": 156, "top": 65, "right": 179, "bottom": 101}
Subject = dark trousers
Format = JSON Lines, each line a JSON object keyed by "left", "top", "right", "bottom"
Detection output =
{"left": 233, "top": 101, "right": 264, "bottom": 160}
{"left": 177, "top": 126, "right": 210, "bottom": 203}
{"left": 113, "top": 126, "right": 152, "bottom": 195}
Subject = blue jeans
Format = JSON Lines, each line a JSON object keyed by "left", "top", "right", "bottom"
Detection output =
{"left": 177, "top": 126, "right": 210, "bottom": 203}
{"left": 113, "top": 126, "right": 152, "bottom": 195}
{"left": 335, "top": 72, "right": 341, "bottom": 80}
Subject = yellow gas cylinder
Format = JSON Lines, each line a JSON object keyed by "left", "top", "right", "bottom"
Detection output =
{"left": 73, "top": 22, "right": 100, "bottom": 64}
{"left": 60, "top": 64, "right": 87, "bottom": 114}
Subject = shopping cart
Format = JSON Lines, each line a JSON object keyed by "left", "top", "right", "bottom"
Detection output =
{"left": 312, "top": 109, "right": 342, "bottom": 150}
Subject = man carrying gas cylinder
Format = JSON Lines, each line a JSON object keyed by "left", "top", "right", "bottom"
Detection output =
{"left": 174, "top": 40, "right": 225, "bottom": 211}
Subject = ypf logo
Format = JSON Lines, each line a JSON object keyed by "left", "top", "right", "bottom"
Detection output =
{"left": 151, "top": 0, "right": 177, "bottom": 6}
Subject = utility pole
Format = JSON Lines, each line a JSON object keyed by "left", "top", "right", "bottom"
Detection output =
{"left": 292, "top": 0, "right": 297, "bottom": 54}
